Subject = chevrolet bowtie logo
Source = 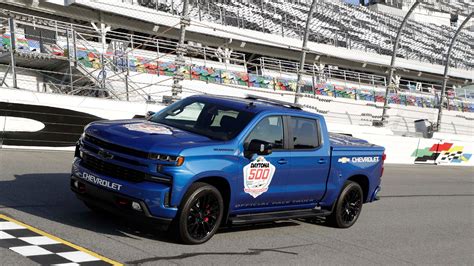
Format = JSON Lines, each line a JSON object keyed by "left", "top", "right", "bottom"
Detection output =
{"left": 338, "top": 157, "right": 350, "bottom": 163}
{"left": 98, "top": 149, "right": 114, "bottom": 160}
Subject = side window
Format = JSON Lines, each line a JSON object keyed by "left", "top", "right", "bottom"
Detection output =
{"left": 290, "top": 117, "right": 320, "bottom": 150}
{"left": 245, "top": 116, "right": 284, "bottom": 150}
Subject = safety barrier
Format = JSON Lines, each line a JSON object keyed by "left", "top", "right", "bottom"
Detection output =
{"left": 1, "top": 87, "right": 472, "bottom": 166}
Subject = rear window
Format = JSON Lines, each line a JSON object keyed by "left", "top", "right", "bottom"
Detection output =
{"left": 151, "top": 98, "right": 255, "bottom": 140}
{"left": 290, "top": 117, "right": 320, "bottom": 149}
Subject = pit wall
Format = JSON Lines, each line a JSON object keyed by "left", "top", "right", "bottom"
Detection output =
{"left": 0, "top": 87, "right": 472, "bottom": 166}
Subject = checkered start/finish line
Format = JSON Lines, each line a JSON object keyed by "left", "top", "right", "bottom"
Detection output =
{"left": 0, "top": 214, "right": 122, "bottom": 265}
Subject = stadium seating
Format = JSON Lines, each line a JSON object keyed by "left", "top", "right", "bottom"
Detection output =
{"left": 141, "top": 0, "right": 473, "bottom": 70}
{"left": 424, "top": 0, "right": 473, "bottom": 16}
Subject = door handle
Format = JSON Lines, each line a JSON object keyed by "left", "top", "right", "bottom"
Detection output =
{"left": 277, "top": 159, "right": 288, "bottom": 165}
{"left": 318, "top": 158, "right": 327, "bottom": 164}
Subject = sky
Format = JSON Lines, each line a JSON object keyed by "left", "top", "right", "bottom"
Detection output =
{"left": 344, "top": 0, "right": 365, "bottom": 5}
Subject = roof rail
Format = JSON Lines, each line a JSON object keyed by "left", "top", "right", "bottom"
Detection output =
{"left": 245, "top": 94, "right": 302, "bottom": 110}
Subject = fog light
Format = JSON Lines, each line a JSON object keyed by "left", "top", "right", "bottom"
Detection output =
{"left": 78, "top": 182, "right": 86, "bottom": 193}
{"left": 117, "top": 199, "right": 128, "bottom": 206}
{"left": 132, "top": 202, "right": 142, "bottom": 211}
{"left": 73, "top": 180, "right": 79, "bottom": 188}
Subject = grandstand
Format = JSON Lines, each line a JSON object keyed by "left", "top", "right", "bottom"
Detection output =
{"left": 369, "top": 0, "right": 473, "bottom": 17}
{"left": 134, "top": 0, "right": 473, "bottom": 69}
{"left": 0, "top": 0, "right": 472, "bottom": 138}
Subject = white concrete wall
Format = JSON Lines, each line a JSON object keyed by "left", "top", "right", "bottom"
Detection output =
{"left": 358, "top": 134, "right": 474, "bottom": 166}
{"left": 1, "top": 86, "right": 472, "bottom": 166}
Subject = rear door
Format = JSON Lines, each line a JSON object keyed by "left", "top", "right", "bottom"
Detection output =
{"left": 286, "top": 116, "right": 330, "bottom": 207}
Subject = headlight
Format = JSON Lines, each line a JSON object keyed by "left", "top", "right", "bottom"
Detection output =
{"left": 149, "top": 153, "right": 185, "bottom": 166}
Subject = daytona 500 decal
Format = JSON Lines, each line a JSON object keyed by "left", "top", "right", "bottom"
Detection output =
{"left": 243, "top": 156, "right": 275, "bottom": 198}
{"left": 124, "top": 123, "right": 173, "bottom": 135}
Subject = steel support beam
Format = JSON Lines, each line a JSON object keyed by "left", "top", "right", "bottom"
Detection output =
{"left": 436, "top": 12, "right": 473, "bottom": 131}
{"left": 380, "top": 0, "right": 420, "bottom": 125}
{"left": 8, "top": 17, "right": 17, "bottom": 89}
{"left": 294, "top": 0, "right": 317, "bottom": 104}
{"left": 172, "top": 0, "right": 190, "bottom": 102}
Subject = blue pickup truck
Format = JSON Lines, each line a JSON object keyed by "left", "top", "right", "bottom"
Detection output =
{"left": 71, "top": 95, "right": 385, "bottom": 244}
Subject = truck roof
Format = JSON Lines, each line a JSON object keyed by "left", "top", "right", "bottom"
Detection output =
{"left": 189, "top": 94, "right": 320, "bottom": 118}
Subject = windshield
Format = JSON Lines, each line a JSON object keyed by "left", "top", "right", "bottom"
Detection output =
{"left": 150, "top": 98, "right": 255, "bottom": 141}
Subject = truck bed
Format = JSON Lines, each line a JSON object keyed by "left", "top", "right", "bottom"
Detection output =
{"left": 329, "top": 133, "right": 383, "bottom": 151}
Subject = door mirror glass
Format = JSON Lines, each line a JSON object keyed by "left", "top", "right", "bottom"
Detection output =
{"left": 145, "top": 111, "right": 155, "bottom": 120}
{"left": 247, "top": 139, "right": 273, "bottom": 156}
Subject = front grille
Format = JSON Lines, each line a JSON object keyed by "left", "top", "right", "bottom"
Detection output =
{"left": 81, "top": 153, "right": 147, "bottom": 183}
{"left": 84, "top": 134, "right": 148, "bottom": 158}
{"left": 82, "top": 143, "right": 144, "bottom": 166}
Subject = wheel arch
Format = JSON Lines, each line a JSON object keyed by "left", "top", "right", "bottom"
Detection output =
{"left": 347, "top": 174, "right": 370, "bottom": 202}
{"left": 193, "top": 176, "right": 232, "bottom": 223}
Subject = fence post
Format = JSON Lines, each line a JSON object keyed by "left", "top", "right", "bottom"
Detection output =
{"left": 203, "top": 46, "right": 207, "bottom": 66}
{"left": 125, "top": 54, "right": 129, "bottom": 101}
{"left": 72, "top": 29, "right": 77, "bottom": 66}
{"left": 66, "top": 29, "right": 73, "bottom": 92}
{"left": 156, "top": 39, "right": 160, "bottom": 58}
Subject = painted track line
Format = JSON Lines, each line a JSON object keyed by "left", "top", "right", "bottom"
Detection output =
{"left": 0, "top": 214, "right": 122, "bottom": 265}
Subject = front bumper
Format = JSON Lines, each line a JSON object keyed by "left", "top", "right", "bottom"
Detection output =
{"left": 71, "top": 158, "right": 178, "bottom": 223}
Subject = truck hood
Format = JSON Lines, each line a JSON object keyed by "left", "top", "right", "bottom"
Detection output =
{"left": 85, "top": 119, "right": 215, "bottom": 154}
{"left": 329, "top": 133, "right": 384, "bottom": 150}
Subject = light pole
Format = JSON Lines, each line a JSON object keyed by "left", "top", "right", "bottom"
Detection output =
{"left": 294, "top": 0, "right": 317, "bottom": 105}
{"left": 380, "top": 0, "right": 420, "bottom": 125}
{"left": 436, "top": 12, "right": 473, "bottom": 131}
{"left": 172, "top": 0, "right": 190, "bottom": 102}
{"left": 8, "top": 17, "right": 17, "bottom": 89}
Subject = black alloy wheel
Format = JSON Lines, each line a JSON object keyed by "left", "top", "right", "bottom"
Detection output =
{"left": 340, "top": 187, "right": 362, "bottom": 225}
{"left": 327, "top": 181, "right": 363, "bottom": 228}
{"left": 175, "top": 182, "right": 224, "bottom": 244}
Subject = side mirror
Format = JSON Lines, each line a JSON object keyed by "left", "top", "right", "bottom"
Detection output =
{"left": 246, "top": 139, "right": 273, "bottom": 157}
{"left": 145, "top": 111, "right": 155, "bottom": 120}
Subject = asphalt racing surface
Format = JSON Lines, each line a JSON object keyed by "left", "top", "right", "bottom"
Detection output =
{"left": 0, "top": 149, "right": 473, "bottom": 265}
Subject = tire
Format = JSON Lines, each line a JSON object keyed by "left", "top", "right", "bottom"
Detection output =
{"left": 174, "top": 182, "right": 224, "bottom": 244}
{"left": 326, "top": 181, "right": 363, "bottom": 228}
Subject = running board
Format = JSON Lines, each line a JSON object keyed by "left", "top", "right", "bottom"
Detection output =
{"left": 229, "top": 209, "right": 332, "bottom": 225}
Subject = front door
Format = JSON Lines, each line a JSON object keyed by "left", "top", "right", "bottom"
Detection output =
{"left": 234, "top": 115, "right": 291, "bottom": 213}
